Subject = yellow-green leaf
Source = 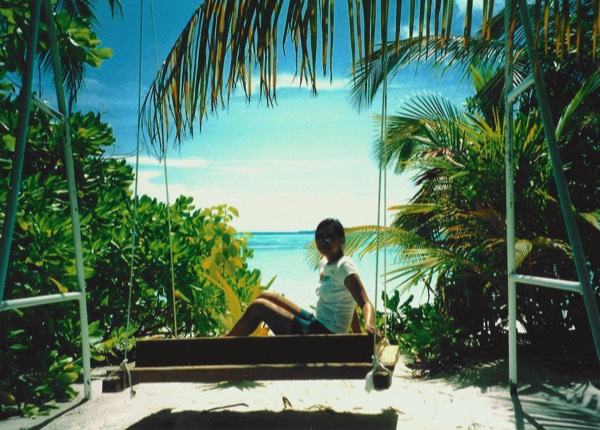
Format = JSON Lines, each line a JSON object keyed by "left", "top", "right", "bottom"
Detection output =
{"left": 49, "top": 277, "right": 69, "bottom": 294}
{"left": 2, "top": 134, "right": 15, "bottom": 151}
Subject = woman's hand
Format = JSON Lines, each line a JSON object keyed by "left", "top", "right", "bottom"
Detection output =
{"left": 364, "top": 322, "right": 376, "bottom": 335}
{"left": 363, "top": 322, "right": 382, "bottom": 342}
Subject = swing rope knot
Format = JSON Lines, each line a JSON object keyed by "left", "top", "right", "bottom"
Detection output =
{"left": 365, "top": 354, "right": 392, "bottom": 392}
{"left": 120, "top": 359, "right": 136, "bottom": 398}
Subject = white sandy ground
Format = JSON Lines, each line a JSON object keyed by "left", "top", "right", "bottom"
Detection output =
{"left": 3, "top": 357, "right": 600, "bottom": 430}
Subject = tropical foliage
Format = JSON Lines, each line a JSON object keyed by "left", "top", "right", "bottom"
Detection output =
{"left": 0, "top": 0, "right": 122, "bottom": 109}
{"left": 1, "top": 0, "right": 599, "bottom": 417}
{"left": 0, "top": 1, "right": 267, "bottom": 416}
{"left": 0, "top": 90, "right": 268, "bottom": 416}
{"left": 140, "top": 0, "right": 599, "bottom": 153}
{"left": 344, "top": 49, "right": 599, "bottom": 368}
{"left": 349, "top": 0, "right": 600, "bottom": 114}
{"left": 381, "top": 291, "right": 464, "bottom": 373}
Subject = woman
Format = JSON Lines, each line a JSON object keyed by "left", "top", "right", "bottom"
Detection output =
{"left": 227, "top": 218, "right": 377, "bottom": 336}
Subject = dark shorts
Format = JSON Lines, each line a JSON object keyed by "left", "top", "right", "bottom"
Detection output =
{"left": 291, "top": 309, "right": 333, "bottom": 335}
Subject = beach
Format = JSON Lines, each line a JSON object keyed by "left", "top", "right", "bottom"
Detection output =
{"left": 3, "top": 233, "right": 599, "bottom": 429}
{"left": 4, "top": 355, "right": 599, "bottom": 430}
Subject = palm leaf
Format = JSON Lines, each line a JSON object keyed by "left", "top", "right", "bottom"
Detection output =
{"left": 375, "top": 93, "right": 468, "bottom": 172}
{"left": 350, "top": 1, "right": 599, "bottom": 113}
{"left": 198, "top": 270, "right": 242, "bottom": 321}
{"left": 579, "top": 210, "right": 600, "bottom": 230}
{"left": 141, "top": 0, "right": 595, "bottom": 153}
{"left": 555, "top": 67, "right": 600, "bottom": 139}
{"left": 37, "top": 1, "right": 122, "bottom": 109}
{"left": 135, "top": 0, "right": 599, "bottom": 153}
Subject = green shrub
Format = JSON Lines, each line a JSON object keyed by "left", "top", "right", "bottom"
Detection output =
{"left": 381, "top": 292, "right": 464, "bottom": 374}
{"left": 0, "top": 94, "right": 268, "bottom": 416}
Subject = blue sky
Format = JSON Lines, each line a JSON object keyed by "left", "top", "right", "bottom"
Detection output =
{"left": 76, "top": 1, "right": 476, "bottom": 232}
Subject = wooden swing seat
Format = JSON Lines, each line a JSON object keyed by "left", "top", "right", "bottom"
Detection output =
{"left": 126, "top": 334, "right": 399, "bottom": 385}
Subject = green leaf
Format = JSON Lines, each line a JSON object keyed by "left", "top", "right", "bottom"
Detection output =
{"left": 69, "top": 28, "right": 92, "bottom": 45}
{"left": 0, "top": 81, "right": 14, "bottom": 92}
{"left": 228, "top": 206, "right": 239, "bottom": 217}
{"left": 49, "top": 277, "right": 69, "bottom": 294}
{"left": 580, "top": 210, "right": 600, "bottom": 231}
{"left": 93, "top": 47, "right": 113, "bottom": 60}
{"left": 56, "top": 372, "right": 79, "bottom": 385}
{"left": 9, "top": 344, "right": 29, "bottom": 350}
{"left": 2, "top": 134, "right": 15, "bottom": 151}
{"left": 0, "top": 9, "right": 15, "bottom": 24}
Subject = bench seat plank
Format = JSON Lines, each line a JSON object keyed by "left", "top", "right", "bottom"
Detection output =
{"left": 126, "top": 334, "right": 399, "bottom": 386}
{"left": 135, "top": 334, "right": 375, "bottom": 367}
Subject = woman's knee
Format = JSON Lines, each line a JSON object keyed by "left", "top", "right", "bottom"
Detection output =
{"left": 256, "top": 291, "right": 280, "bottom": 302}
{"left": 247, "top": 297, "right": 271, "bottom": 316}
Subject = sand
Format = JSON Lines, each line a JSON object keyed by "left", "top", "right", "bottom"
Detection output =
{"left": 3, "top": 357, "right": 600, "bottom": 430}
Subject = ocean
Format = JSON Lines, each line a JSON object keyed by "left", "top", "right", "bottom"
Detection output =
{"left": 246, "top": 232, "right": 389, "bottom": 311}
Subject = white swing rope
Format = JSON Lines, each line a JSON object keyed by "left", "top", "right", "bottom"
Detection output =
{"left": 121, "top": 0, "right": 179, "bottom": 395}
{"left": 148, "top": 0, "right": 179, "bottom": 338}
{"left": 119, "top": 0, "right": 146, "bottom": 397}
{"left": 366, "top": 29, "right": 391, "bottom": 391}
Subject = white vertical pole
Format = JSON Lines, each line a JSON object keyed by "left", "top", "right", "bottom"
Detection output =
{"left": 42, "top": 0, "right": 92, "bottom": 399}
{"left": 504, "top": 0, "right": 518, "bottom": 392}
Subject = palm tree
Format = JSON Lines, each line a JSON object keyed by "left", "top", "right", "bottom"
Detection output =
{"left": 349, "top": 0, "right": 599, "bottom": 114}
{"left": 340, "top": 65, "right": 599, "bottom": 350}
{"left": 139, "top": 0, "right": 598, "bottom": 154}
{"left": 342, "top": 1, "right": 600, "bottom": 352}
{"left": 0, "top": 0, "right": 122, "bottom": 109}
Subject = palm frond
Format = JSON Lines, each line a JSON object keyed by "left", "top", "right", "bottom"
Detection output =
{"left": 305, "top": 224, "right": 419, "bottom": 269}
{"left": 555, "top": 67, "right": 600, "bottom": 138}
{"left": 350, "top": 0, "right": 599, "bottom": 113}
{"left": 375, "top": 93, "right": 467, "bottom": 172}
{"left": 36, "top": 1, "right": 120, "bottom": 109}
{"left": 139, "top": 0, "right": 600, "bottom": 152}
{"left": 579, "top": 210, "right": 600, "bottom": 230}
{"left": 513, "top": 232, "right": 577, "bottom": 272}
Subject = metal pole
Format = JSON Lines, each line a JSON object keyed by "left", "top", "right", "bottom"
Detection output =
{"left": 42, "top": 0, "right": 92, "bottom": 399}
{"left": 0, "top": 0, "right": 42, "bottom": 301}
{"left": 0, "top": 292, "right": 82, "bottom": 312}
{"left": 504, "top": 0, "right": 518, "bottom": 392}
{"left": 509, "top": 274, "right": 580, "bottom": 293}
{"left": 517, "top": 0, "right": 600, "bottom": 363}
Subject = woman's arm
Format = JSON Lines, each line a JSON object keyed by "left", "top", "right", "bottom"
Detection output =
{"left": 344, "top": 273, "right": 377, "bottom": 336}
{"left": 350, "top": 309, "right": 362, "bottom": 333}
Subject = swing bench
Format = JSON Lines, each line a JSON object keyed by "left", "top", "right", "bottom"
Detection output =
{"left": 103, "top": 0, "right": 402, "bottom": 396}
{"left": 104, "top": 334, "right": 399, "bottom": 391}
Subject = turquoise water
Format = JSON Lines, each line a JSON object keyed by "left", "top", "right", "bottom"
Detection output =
{"left": 246, "top": 232, "right": 386, "bottom": 310}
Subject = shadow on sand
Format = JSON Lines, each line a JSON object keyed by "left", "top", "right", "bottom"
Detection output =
{"left": 428, "top": 354, "right": 600, "bottom": 430}
{"left": 125, "top": 408, "right": 399, "bottom": 430}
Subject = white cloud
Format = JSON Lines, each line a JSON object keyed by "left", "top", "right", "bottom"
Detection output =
{"left": 128, "top": 156, "right": 415, "bottom": 233}
{"left": 275, "top": 73, "right": 352, "bottom": 92}
{"left": 123, "top": 155, "right": 210, "bottom": 169}
{"left": 133, "top": 168, "right": 228, "bottom": 206}
{"left": 122, "top": 156, "right": 362, "bottom": 177}
{"left": 226, "top": 72, "right": 352, "bottom": 99}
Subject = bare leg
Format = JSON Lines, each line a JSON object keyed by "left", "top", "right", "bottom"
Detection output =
{"left": 254, "top": 291, "right": 303, "bottom": 316}
{"left": 227, "top": 295, "right": 299, "bottom": 336}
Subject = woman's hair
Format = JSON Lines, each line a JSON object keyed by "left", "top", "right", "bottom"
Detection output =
{"left": 316, "top": 218, "right": 345, "bottom": 240}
